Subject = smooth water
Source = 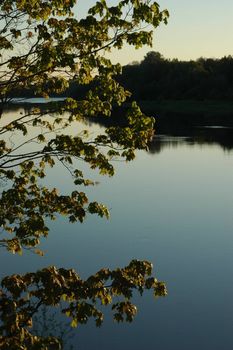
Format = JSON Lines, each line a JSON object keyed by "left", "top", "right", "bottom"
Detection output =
{"left": 1, "top": 105, "right": 233, "bottom": 350}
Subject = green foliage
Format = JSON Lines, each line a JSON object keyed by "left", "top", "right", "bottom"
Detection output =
{"left": 0, "top": 0, "right": 168, "bottom": 348}
{"left": 0, "top": 0, "right": 168, "bottom": 253}
{"left": 0, "top": 260, "right": 167, "bottom": 349}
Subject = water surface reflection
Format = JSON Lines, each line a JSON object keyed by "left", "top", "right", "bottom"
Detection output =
{"left": 1, "top": 105, "right": 233, "bottom": 350}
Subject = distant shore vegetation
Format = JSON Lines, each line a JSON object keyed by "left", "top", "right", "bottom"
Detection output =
{"left": 5, "top": 52, "right": 233, "bottom": 131}
{"left": 7, "top": 52, "right": 233, "bottom": 102}
{"left": 119, "top": 52, "right": 233, "bottom": 101}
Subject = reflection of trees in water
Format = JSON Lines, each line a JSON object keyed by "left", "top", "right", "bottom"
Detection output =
{"left": 32, "top": 306, "right": 75, "bottom": 350}
{"left": 89, "top": 110, "right": 233, "bottom": 153}
{"left": 149, "top": 136, "right": 192, "bottom": 154}
{"left": 86, "top": 107, "right": 233, "bottom": 153}
{"left": 5, "top": 104, "right": 233, "bottom": 153}
{"left": 194, "top": 127, "right": 233, "bottom": 151}
{"left": 149, "top": 127, "right": 233, "bottom": 154}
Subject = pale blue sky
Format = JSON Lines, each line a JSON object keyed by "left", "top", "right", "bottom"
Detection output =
{"left": 75, "top": 0, "right": 233, "bottom": 64}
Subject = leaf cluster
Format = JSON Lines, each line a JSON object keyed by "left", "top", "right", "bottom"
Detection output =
{"left": 0, "top": 0, "right": 168, "bottom": 253}
{"left": 0, "top": 1, "right": 169, "bottom": 348}
{"left": 0, "top": 260, "right": 167, "bottom": 349}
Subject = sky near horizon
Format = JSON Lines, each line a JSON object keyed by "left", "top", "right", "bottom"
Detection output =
{"left": 75, "top": 0, "right": 233, "bottom": 65}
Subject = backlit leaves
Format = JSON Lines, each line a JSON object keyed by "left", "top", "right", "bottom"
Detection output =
{"left": 0, "top": 0, "right": 168, "bottom": 347}
{"left": 0, "top": 261, "right": 167, "bottom": 346}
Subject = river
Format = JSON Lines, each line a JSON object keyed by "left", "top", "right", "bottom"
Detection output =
{"left": 1, "top": 102, "right": 233, "bottom": 350}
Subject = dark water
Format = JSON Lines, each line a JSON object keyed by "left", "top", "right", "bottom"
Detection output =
{"left": 1, "top": 105, "right": 233, "bottom": 349}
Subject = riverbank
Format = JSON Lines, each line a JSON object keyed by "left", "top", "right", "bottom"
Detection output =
{"left": 3, "top": 98, "right": 233, "bottom": 130}
{"left": 138, "top": 99, "right": 233, "bottom": 116}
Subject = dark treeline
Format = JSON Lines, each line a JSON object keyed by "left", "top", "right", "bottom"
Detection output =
{"left": 56, "top": 52, "right": 233, "bottom": 101}
{"left": 7, "top": 51, "right": 233, "bottom": 133}
{"left": 8, "top": 51, "right": 233, "bottom": 101}
{"left": 118, "top": 52, "right": 233, "bottom": 101}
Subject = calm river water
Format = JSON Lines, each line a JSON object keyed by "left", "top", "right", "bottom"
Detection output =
{"left": 1, "top": 104, "right": 233, "bottom": 349}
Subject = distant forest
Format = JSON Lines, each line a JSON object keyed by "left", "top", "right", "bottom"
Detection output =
{"left": 6, "top": 52, "right": 233, "bottom": 132}
{"left": 70, "top": 51, "right": 233, "bottom": 101}
{"left": 9, "top": 51, "right": 233, "bottom": 101}
{"left": 118, "top": 52, "right": 233, "bottom": 101}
